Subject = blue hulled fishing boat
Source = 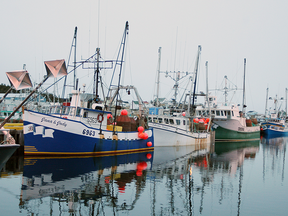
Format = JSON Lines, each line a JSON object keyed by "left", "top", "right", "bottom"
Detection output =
{"left": 23, "top": 22, "right": 154, "bottom": 156}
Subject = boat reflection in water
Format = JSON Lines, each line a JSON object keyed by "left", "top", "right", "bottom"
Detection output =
{"left": 20, "top": 150, "right": 154, "bottom": 212}
{"left": 20, "top": 138, "right": 287, "bottom": 215}
{"left": 261, "top": 135, "right": 288, "bottom": 147}
{"left": 211, "top": 141, "right": 260, "bottom": 175}
{"left": 19, "top": 142, "right": 211, "bottom": 215}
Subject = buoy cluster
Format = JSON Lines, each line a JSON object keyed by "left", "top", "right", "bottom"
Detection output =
{"left": 193, "top": 118, "right": 210, "bottom": 124}
{"left": 137, "top": 126, "right": 153, "bottom": 147}
{"left": 193, "top": 118, "right": 210, "bottom": 130}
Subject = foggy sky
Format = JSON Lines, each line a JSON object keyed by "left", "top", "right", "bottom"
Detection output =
{"left": 1, "top": 0, "right": 287, "bottom": 113}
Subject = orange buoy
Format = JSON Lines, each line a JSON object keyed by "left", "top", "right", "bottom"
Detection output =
{"left": 193, "top": 118, "right": 199, "bottom": 123}
{"left": 136, "top": 170, "right": 143, "bottom": 176}
{"left": 143, "top": 133, "right": 148, "bottom": 140}
{"left": 147, "top": 141, "right": 152, "bottom": 147}
{"left": 138, "top": 132, "right": 145, "bottom": 139}
{"left": 137, "top": 161, "right": 147, "bottom": 171}
{"left": 138, "top": 126, "right": 144, "bottom": 133}
{"left": 121, "top": 109, "right": 128, "bottom": 115}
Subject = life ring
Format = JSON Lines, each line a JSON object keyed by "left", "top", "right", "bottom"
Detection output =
{"left": 97, "top": 114, "right": 104, "bottom": 123}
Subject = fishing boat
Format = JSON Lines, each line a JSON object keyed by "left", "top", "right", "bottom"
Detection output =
{"left": 260, "top": 89, "right": 288, "bottom": 137}
{"left": 0, "top": 128, "right": 20, "bottom": 171}
{"left": 23, "top": 22, "right": 154, "bottom": 156}
{"left": 148, "top": 46, "right": 213, "bottom": 146}
{"left": 198, "top": 59, "right": 260, "bottom": 142}
{"left": 261, "top": 118, "right": 288, "bottom": 137}
{"left": 148, "top": 108, "right": 211, "bottom": 146}
{"left": 196, "top": 94, "right": 260, "bottom": 141}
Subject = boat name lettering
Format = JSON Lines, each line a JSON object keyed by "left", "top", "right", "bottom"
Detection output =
{"left": 238, "top": 127, "right": 244, "bottom": 132}
{"left": 87, "top": 117, "right": 99, "bottom": 124}
{"left": 40, "top": 117, "right": 67, "bottom": 127}
{"left": 41, "top": 117, "right": 53, "bottom": 124}
{"left": 39, "top": 185, "right": 65, "bottom": 195}
{"left": 82, "top": 129, "right": 95, "bottom": 136}
{"left": 55, "top": 121, "right": 67, "bottom": 127}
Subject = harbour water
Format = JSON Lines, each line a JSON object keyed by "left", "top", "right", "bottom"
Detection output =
{"left": 0, "top": 136, "right": 287, "bottom": 215}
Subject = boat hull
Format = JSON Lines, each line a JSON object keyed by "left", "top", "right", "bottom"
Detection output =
{"left": 24, "top": 110, "right": 154, "bottom": 156}
{"left": 149, "top": 122, "right": 212, "bottom": 147}
{"left": 260, "top": 122, "right": 288, "bottom": 138}
{"left": 0, "top": 144, "right": 20, "bottom": 170}
{"left": 213, "top": 119, "right": 260, "bottom": 141}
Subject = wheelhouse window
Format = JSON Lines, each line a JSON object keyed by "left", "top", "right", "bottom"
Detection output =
{"left": 169, "top": 119, "right": 174, "bottom": 124}
{"left": 176, "top": 119, "right": 180, "bottom": 125}
{"left": 158, "top": 118, "right": 163, "bottom": 123}
{"left": 55, "top": 106, "right": 61, "bottom": 114}
{"left": 164, "top": 118, "right": 169, "bottom": 124}
{"left": 83, "top": 111, "right": 88, "bottom": 118}
{"left": 216, "top": 110, "right": 220, "bottom": 116}
{"left": 148, "top": 117, "right": 152, "bottom": 122}
{"left": 183, "top": 120, "right": 186, "bottom": 125}
{"left": 153, "top": 117, "right": 157, "bottom": 123}
{"left": 76, "top": 107, "right": 81, "bottom": 116}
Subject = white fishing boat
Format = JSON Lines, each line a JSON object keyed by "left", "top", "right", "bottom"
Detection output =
{"left": 148, "top": 46, "right": 213, "bottom": 146}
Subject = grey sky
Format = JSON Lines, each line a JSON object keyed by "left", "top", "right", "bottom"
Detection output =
{"left": 1, "top": 0, "right": 287, "bottom": 113}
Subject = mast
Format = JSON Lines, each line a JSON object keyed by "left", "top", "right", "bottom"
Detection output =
{"left": 265, "top": 87, "right": 269, "bottom": 117}
{"left": 242, "top": 58, "right": 246, "bottom": 114}
{"left": 61, "top": 26, "right": 77, "bottom": 98}
{"left": 187, "top": 46, "right": 201, "bottom": 116}
{"left": 112, "top": 21, "right": 129, "bottom": 133}
{"left": 73, "top": 27, "right": 77, "bottom": 90}
{"left": 205, "top": 61, "right": 211, "bottom": 132}
{"left": 94, "top": 48, "right": 101, "bottom": 103}
{"left": 190, "top": 45, "right": 201, "bottom": 116}
{"left": 224, "top": 75, "right": 228, "bottom": 106}
{"left": 285, "top": 88, "right": 287, "bottom": 118}
{"left": 156, "top": 47, "right": 162, "bottom": 107}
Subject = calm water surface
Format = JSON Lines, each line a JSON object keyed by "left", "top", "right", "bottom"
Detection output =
{"left": 0, "top": 136, "right": 287, "bottom": 215}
